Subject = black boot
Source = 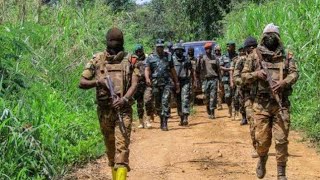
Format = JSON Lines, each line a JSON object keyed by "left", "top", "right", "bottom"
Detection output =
{"left": 162, "top": 117, "right": 168, "bottom": 131}
{"left": 179, "top": 116, "right": 183, "bottom": 126}
{"left": 240, "top": 118, "right": 248, "bottom": 125}
{"left": 256, "top": 156, "right": 268, "bottom": 179}
{"left": 183, "top": 115, "right": 188, "bottom": 126}
{"left": 277, "top": 165, "right": 287, "bottom": 180}
{"left": 160, "top": 116, "right": 163, "bottom": 129}
{"left": 209, "top": 109, "right": 215, "bottom": 119}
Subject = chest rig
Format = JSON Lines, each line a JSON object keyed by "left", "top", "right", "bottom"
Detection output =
{"left": 95, "top": 52, "right": 132, "bottom": 100}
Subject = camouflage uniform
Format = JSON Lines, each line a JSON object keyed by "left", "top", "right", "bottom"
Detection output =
{"left": 198, "top": 53, "right": 220, "bottom": 118}
{"left": 173, "top": 50, "right": 193, "bottom": 125}
{"left": 145, "top": 52, "right": 174, "bottom": 119}
{"left": 81, "top": 50, "right": 139, "bottom": 170}
{"left": 220, "top": 52, "right": 238, "bottom": 116}
{"left": 242, "top": 26, "right": 299, "bottom": 179}
{"left": 133, "top": 47, "right": 154, "bottom": 129}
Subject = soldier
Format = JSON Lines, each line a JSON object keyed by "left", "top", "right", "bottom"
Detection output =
{"left": 220, "top": 41, "right": 238, "bottom": 118}
{"left": 214, "top": 45, "right": 224, "bottom": 110}
{"left": 167, "top": 41, "right": 174, "bottom": 55}
{"left": 133, "top": 44, "right": 153, "bottom": 129}
{"left": 79, "top": 28, "right": 139, "bottom": 180}
{"left": 233, "top": 38, "right": 259, "bottom": 158}
{"left": 231, "top": 45, "right": 246, "bottom": 123}
{"left": 198, "top": 42, "right": 220, "bottom": 119}
{"left": 188, "top": 47, "right": 199, "bottom": 105}
{"left": 242, "top": 24, "right": 299, "bottom": 180}
{"left": 173, "top": 43, "right": 197, "bottom": 126}
{"left": 145, "top": 39, "right": 180, "bottom": 131}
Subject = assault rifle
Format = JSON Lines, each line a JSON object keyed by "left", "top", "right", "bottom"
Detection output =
{"left": 256, "top": 50, "right": 285, "bottom": 120}
{"left": 104, "top": 71, "right": 128, "bottom": 138}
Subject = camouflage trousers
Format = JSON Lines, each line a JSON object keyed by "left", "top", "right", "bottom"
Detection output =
{"left": 253, "top": 96, "right": 290, "bottom": 166}
{"left": 97, "top": 103, "right": 132, "bottom": 169}
{"left": 153, "top": 84, "right": 171, "bottom": 118}
{"left": 203, "top": 78, "right": 218, "bottom": 113}
{"left": 134, "top": 83, "right": 154, "bottom": 119}
{"left": 217, "top": 82, "right": 224, "bottom": 108}
{"left": 222, "top": 79, "right": 232, "bottom": 106}
{"left": 245, "top": 98, "right": 255, "bottom": 148}
{"left": 176, "top": 79, "right": 191, "bottom": 116}
{"left": 233, "top": 86, "right": 241, "bottom": 112}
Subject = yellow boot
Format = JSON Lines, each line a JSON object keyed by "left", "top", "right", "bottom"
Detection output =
{"left": 112, "top": 167, "right": 117, "bottom": 180}
{"left": 116, "top": 167, "right": 127, "bottom": 180}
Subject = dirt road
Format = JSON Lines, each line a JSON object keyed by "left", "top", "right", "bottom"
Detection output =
{"left": 68, "top": 105, "right": 320, "bottom": 180}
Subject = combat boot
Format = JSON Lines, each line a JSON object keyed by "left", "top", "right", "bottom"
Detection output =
{"left": 160, "top": 116, "right": 163, "bottom": 129}
{"left": 116, "top": 167, "right": 127, "bottom": 180}
{"left": 162, "top": 117, "right": 169, "bottom": 131}
{"left": 228, "top": 106, "right": 232, "bottom": 118}
{"left": 277, "top": 165, "right": 287, "bottom": 180}
{"left": 150, "top": 113, "right": 155, "bottom": 122}
{"left": 144, "top": 116, "right": 152, "bottom": 129}
{"left": 179, "top": 116, "right": 184, "bottom": 126}
{"left": 138, "top": 118, "right": 144, "bottom": 129}
{"left": 183, "top": 115, "right": 189, "bottom": 126}
{"left": 111, "top": 167, "right": 117, "bottom": 180}
{"left": 251, "top": 148, "right": 259, "bottom": 158}
{"left": 256, "top": 156, "right": 268, "bottom": 179}
{"left": 240, "top": 118, "right": 248, "bottom": 125}
{"left": 209, "top": 110, "right": 215, "bottom": 119}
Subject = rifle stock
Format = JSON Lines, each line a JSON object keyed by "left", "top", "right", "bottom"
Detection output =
{"left": 105, "top": 74, "right": 128, "bottom": 138}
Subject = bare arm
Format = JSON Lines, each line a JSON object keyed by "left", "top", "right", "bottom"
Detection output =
{"left": 145, "top": 66, "right": 152, "bottom": 86}
{"left": 124, "top": 74, "right": 139, "bottom": 99}
{"left": 79, "top": 77, "right": 96, "bottom": 89}
{"left": 170, "top": 68, "right": 179, "bottom": 85}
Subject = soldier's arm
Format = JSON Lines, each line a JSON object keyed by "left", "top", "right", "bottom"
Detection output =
{"left": 283, "top": 58, "right": 299, "bottom": 86}
{"left": 233, "top": 60, "right": 242, "bottom": 86}
{"left": 79, "top": 59, "right": 97, "bottom": 89}
{"left": 144, "top": 56, "right": 152, "bottom": 84}
{"left": 241, "top": 56, "right": 259, "bottom": 84}
{"left": 123, "top": 71, "right": 139, "bottom": 100}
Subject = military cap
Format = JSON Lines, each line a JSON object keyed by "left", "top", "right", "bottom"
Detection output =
{"left": 263, "top": 23, "right": 280, "bottom": 35}
{"left": 156, "top": 39, "right": 165, "bottom": 47}
{"left": 173, "top": 43, "right": 185, "bottom": 52}
{"left": 244, "top": 36, "right": 258, "bottom": 48}
{"left": 238, "top": 44, "right": 244, "bottom": 50}
{"left": 214, "top": 45, "right": 221, "bottom": 50}
{"left": 134, "top": 44, "right": 143, "bottom": 52}
{"left": 227, "top": 41, "right": 236, "bottom": 46}
{"left": 204, "top": 42, "right": 213, "bottom": 49}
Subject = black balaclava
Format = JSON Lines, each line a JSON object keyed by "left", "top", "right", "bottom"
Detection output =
{"left": 106, "top": 28, "right": 124, "bottom": 55}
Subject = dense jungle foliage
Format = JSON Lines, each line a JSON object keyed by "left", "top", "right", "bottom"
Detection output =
{"left": 0, "top": 0, "right": 319, "bottom": 179}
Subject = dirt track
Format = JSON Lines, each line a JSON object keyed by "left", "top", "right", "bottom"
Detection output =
{"left": 67, "top": 105, "right": 320, "bottom": 180}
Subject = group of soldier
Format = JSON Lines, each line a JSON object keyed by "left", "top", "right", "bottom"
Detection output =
{"left": 79, "top": 23, "right": 298, "bottom": 180}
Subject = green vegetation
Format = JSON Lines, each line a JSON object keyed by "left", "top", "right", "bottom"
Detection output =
{"left": 220, "top": 0, "right": 320, "bottom": 143}
{"left": 1, "top": 0, "right": 319, "bottom": 179}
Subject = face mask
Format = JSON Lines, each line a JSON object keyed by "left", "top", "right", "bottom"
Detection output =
{"left": 188, "top": 52, "right": 194, "bottom": 57}
{"left": 264, "top": 34, "right": 279, "bottom": 50}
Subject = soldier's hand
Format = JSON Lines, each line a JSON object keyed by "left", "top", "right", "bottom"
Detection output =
{"left": 230, "top": 81, "right": 234, "bottom": 89}
{"left": 112, "top": 97, "right": 126, "bottom": 109}
{"left": 255, "top": 70, "right": 267, "bottom": 80}
{"left": 146, "top": 78, "right": 152, "bottom": 86}
{"left": 175, "top": 83, "right": 180, "bottom": 94}
{"left": 272, "top": 80, "right": 286, "bottom": 94}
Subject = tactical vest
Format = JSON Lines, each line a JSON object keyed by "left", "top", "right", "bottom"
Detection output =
{"left": 256, "top": 50, "right": 291, "bottom": 96}
{"left": 202, "top": 54, "right": 219, "bottom": 78}
{"left": 148, "top": 53, "right": 172, "bottom": 86}
{"left": 173, "top": 55, "right": 190, "bottom": 80}
{"left": 94, "top": 51, "right": 134, "bottom": 101}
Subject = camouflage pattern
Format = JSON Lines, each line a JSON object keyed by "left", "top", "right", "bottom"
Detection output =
{"left": 198, "top": 54, "right": 220, "bottom": 113}
{"left": 233, "top": 54, "right": 256, "bottom": 145}
{"left": 81, "top": 50, "right": 139, "bottom": 169}
{"left": 173, "top": 54, "right": 193, "bottom": 116}
{"left": 220, "top": 53, "right": 237, "bottom": 106}
{"left": 145, "top": 52, "right": 174, "bottom": 118}
{"left": 215, "top": 54, "right": 224, "bottom": 109}
{"left": 242, "top": 46, "right": 299, "bottom": 165}
{"left": 133, "top": 53, "right": 154, "bottom": 119}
